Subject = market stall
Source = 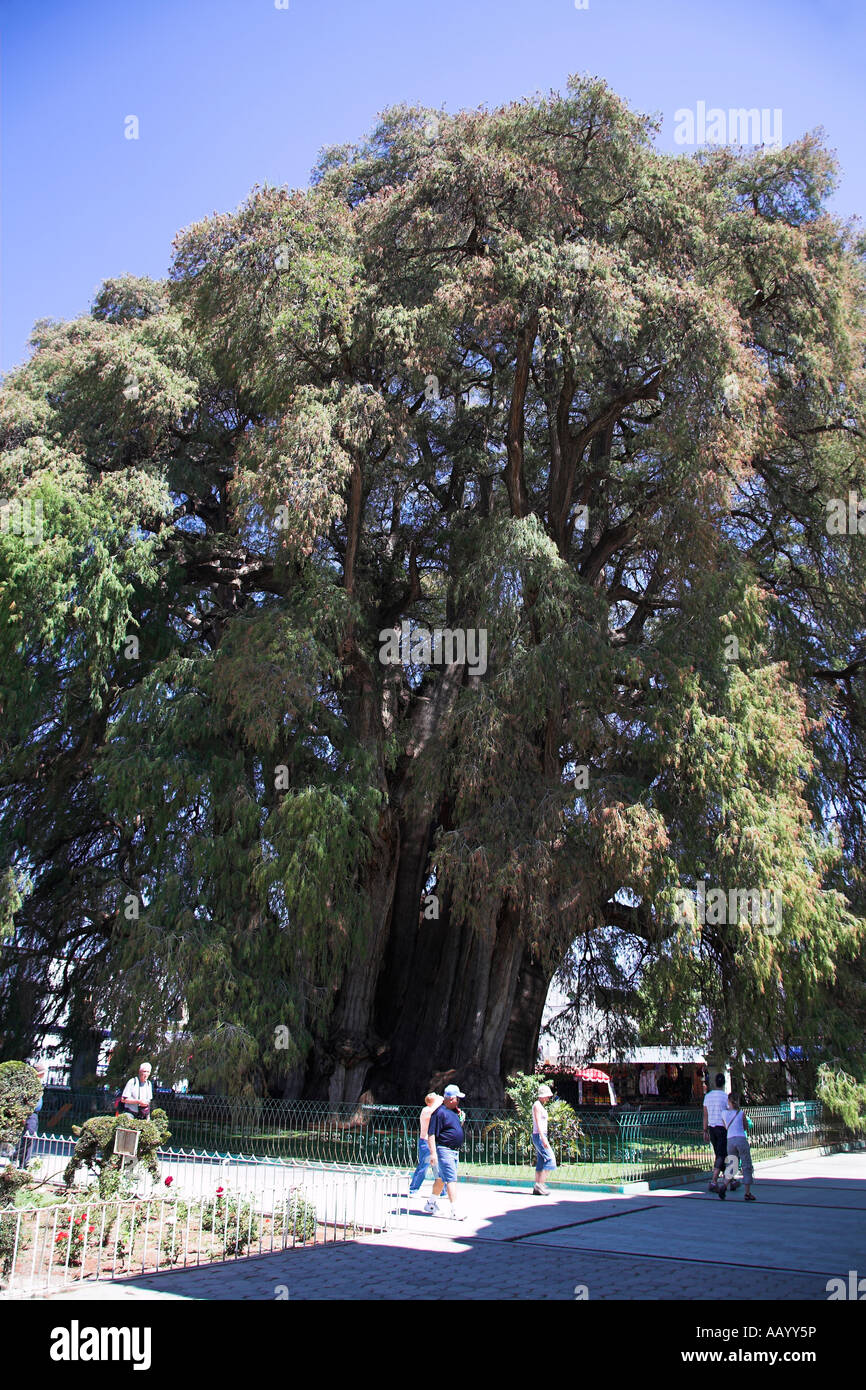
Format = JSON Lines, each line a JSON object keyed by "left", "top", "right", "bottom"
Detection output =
{"left": 542, "top": 1048, "right": 708, "bottom": 1108}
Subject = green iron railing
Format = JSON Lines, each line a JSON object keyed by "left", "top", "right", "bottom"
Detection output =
{"left": 36, "top": 1090, "right": 840, "bottom": 1185}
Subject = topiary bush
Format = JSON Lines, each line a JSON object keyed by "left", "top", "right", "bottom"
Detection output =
{"left": 0, "top": 1162, "right": 36, "bottom": 1203}
{"left": 0, "top": 1062, "right": 42, "bottom": 1147}
{"left": 63, "top": 1109, "right": 171, "bottom": 1196}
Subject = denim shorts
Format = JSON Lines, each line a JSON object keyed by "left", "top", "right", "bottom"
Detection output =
{"left": 532, "top": 1133, "right": 557, "bottom": 1171}
{"left": 434, "top": 1145, "right": 459, "bottom": 1184}
{"left": 408, "top": 1138, "right": 433, "bottom": 1193}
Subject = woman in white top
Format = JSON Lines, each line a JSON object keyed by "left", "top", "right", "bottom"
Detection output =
{"left": 531, "top": 1084, "right": 557, "bottom": 1195}
{"left": 718, "top": 1091, "right": 755, "bottom": 1201}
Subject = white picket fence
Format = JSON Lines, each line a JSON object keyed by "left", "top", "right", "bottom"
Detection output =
{"left": 1, "top": 1135, "right": 408, "bottom": 1296}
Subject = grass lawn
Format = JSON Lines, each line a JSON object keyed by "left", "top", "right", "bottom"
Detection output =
{"left": 459, "top": 1157, "right": 707, "bottom": 1186}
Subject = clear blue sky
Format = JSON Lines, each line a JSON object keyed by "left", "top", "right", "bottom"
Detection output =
{"left": 1, "top": 0, "right": 863, "bottom": 373}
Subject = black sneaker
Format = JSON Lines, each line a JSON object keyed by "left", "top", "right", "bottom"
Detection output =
{"left": 717, "top": 1185, "right": 727, "bottom": 1199}
{"left": 744, "top": 1193, "right": 756, "bottom": 1202}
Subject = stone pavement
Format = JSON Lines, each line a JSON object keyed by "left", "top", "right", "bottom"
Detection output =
{"left": 44, "top": 1151, "right": 866, "bottom": 1301}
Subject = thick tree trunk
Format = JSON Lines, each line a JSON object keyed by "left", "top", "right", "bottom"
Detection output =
{"left": 301, "top": 806, "right": 400, "bottom": 1102}
{"left": 364, "top": 896, "right": 526, "bottom": 1106}
{"left": 500, "top": 947, "right": 554, "bottom": 1079}
{"left": 301, "top": 660, "right": 556, "bottom": 1106}
{"left": 302, "top": 829, "right": 555, "bottom": 1105}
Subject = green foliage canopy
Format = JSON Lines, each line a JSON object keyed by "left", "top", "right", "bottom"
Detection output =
{"left": 1, "top": 76, "right": 865, "bottom": 1096}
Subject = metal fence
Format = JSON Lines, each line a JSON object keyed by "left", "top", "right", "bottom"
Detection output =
{"left": 21, "top": 1134, "right": 405, "bottom": 1217}
{"left": 555, "top": 1101, "right": 836, "bottom": 1184}
{"left": 1, "top": 1144, "right": 406, "bottom": 1297}
{"left": 30, "top": 1090, "right": 839, "bottom": 1184}
{"left": 0, "top": 1100, "right": 841, "bottom": 1294}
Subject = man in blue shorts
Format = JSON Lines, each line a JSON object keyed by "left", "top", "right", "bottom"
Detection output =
{"left": 425, "top": 1084, "right": 467, "bottom": 1221}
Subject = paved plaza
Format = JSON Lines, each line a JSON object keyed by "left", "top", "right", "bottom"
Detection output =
{"left": 42, "top": 1151, "right": 866, "bottom": 1301}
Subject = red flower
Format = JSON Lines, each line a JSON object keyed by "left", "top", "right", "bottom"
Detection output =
{"left": 216, "top": 1186, "right": 224, "bottom": 1195}
{"left": 56, "top": 1232, "right": 68, "bottom": 1242}
{"left": 164, "top": 1176, "right": 174, "bottom": 1187}
{"left": 88, "top": 1225, "right": 95, "bottom": 1233}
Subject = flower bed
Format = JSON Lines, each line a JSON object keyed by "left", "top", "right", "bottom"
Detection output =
{"left": 0, "top": 1182, "right": 320, "bottom": 1294}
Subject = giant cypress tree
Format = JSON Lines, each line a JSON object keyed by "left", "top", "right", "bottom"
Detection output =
{"left": 1, "top": 77, "right": 865, "bottom": 1101}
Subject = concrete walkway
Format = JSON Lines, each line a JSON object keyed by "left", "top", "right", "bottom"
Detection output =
{"left": 43, "top": 1151, "right": 866, "bottom": 1301}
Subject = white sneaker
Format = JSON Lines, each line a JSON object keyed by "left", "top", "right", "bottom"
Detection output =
{"left": 423, "top": 1199, "right": 440, "bottom": 1214}
{"left": 449, "top": 1210, "right": 467, "bottom": 1221}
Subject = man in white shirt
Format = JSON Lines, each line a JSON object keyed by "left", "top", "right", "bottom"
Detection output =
{"left": 702, "top": 1072, "right": 729, "bottom": 1191}
{"left": 120, "top": 1063, "right": 153, "bottom": 1119}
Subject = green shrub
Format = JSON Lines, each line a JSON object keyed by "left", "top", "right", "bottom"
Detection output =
{"left": 0, "top": 1062, "right": 42, "bottom": 1146}
{"left": 200, "top": 1187, "right": 260, "bottom": 1256}
{"left": 53, "top": 1209, "right": 95, "bottom": 1267}
{"left": 0, "top": 1208, "right": 19, "bottom": 1275}
{"left": 158, "top": 1197, "right": 192, "bottom": 1265}
{"left": 13, "top": 1189, "right": 66, "bottom": 1210}
{"left": 0, "top": 1162, "right": 36, "bottom": 1203}
{"left": 160, "top": 1228, "right": 184, "bottom": 1266}
{"left": 271, "top": 1188, "right": 317, "bottom": 1242}
{"left": 547, "top": 1099, "right": 582, "bottom": 1161}
{"left": 97, "top": 1166, "right": 135, "bottom": 1201}
{"left": 114, "top": 1206, "right": 142, "bottom": 1260}
{"left": 816, "top": 1064, "right": 866, "bottom": 1136}
{"left": 63, "top": 1110, "right": 171, "bottom": 1196}
{"left": 483, "top": 1072, "right": 582, "bottom": 1163}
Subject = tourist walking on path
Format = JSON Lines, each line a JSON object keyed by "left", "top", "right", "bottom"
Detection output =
{"left": 703, "top": 1072, "right": 729, "bottom": 1191}
{"left": 120, "top": 1062, "right": 153, "bottom": 1119}
{"left": 425, "top": 1084, "right": 467, "bottom": 1220}
{"left": 408, "top": 1092, "right": 442, "bottom": 1196}
{"left": 718, "top": 1093, "right": 756, "bottom": 1201}
{"left": 531, "top": 1084, "right": 557, "bottom": 1195}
